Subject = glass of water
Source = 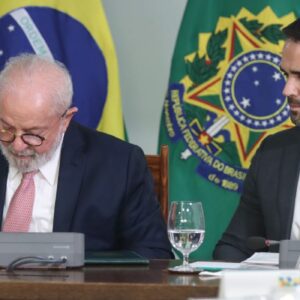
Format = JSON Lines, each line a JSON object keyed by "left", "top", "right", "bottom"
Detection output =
{"left": 168, "top": 201, "right": 205, "bottom": 273}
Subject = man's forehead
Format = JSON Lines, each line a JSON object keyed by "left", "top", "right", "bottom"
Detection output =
{"left": 0, "top": 89, "right": 55, "bottom": 120}
{"left": 0, "top": 116, "right": 49, "bottom": 131}
{"left": 281, "top": 40, "right": 300, "bottom": 63}
{"left": 283, "top": 38, "right": 300, "bottom": 49}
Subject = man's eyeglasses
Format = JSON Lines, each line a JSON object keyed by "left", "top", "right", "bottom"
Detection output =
{"left": 0, "top": 129, "right": 45, "bottom": 146}
{"left": 0, "top": 109, "right": 69, "bottom": 147}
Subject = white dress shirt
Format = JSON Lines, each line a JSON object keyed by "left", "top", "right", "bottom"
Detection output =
{"left": 291, "top": 174, "right": 300, "bottom": 240}
{"left": 3, "top": 140, "right": 63, "bottom": 232}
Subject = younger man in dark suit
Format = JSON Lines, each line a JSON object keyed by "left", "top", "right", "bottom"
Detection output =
{"left": 214, "top": 18, "right": 300, "bottom": 261}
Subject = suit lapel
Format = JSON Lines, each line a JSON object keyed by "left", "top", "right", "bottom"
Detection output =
{"left": 53, "top": 123, "right": 85, "bottom": 232}
{"left": 0, "top": 156, "right": 8, "bottom": 227}
{"left": 278, "top": 129, "right": 300, "bottom": 238}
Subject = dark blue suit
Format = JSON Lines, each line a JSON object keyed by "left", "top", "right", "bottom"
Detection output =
{"left": 0, "top": 121, "right": 173, "bottom": 259}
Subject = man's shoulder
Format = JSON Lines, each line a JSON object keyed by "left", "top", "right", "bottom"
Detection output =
{"left": 262, "top": 126, "right": 300, "bottom": 147}
{"left": 65, "top": 121, "right": 141, "bottom": 155}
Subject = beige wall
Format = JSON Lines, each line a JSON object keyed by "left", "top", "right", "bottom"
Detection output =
{"left": 102, "top": 0, "right": 187, "bottom": 153}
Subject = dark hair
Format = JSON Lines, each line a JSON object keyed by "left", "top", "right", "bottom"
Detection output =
{"left": 282, "top": 19, "right": 300, "bottom": 42}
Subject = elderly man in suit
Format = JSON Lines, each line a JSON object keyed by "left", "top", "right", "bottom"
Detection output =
{"left": 0, "top": 53, "right": 173, "bottom": 259}
{"left": 214, "top": 18, "right": 300, "bottom": 261}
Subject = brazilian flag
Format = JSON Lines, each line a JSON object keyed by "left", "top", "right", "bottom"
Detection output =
{"left": 159, "top": 0, "right": 300, "bottom": 259}
{"left": 0, "top": 0, "right": 124, "bottom": 139}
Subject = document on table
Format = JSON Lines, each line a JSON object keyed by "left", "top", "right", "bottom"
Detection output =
{"left": 241, "top": 252, "right": 279, "bottom": 266}
{"left": 190, "top": 261, "right": 240, "bottom": 272}
{"left": 189, "top": 261, "right": 240, "bottom": 278}
{"left": 189, "top": 261, "right": 241, "bottom": 272}
{"left": 191, "top": 252, "right": 278, "bottom": 277}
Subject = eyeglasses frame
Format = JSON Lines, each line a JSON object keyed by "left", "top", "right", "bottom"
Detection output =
{"left": 0, "top": 108, "right": 69, "bottom": 147}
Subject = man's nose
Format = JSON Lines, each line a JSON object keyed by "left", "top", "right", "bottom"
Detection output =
{"left": 283, "top": 77, "right": 297, "bottom": 98}
{"left": 10, "top": 136, "right": 29, "bottom": 152}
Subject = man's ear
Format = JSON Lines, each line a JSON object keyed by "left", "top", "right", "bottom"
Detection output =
{"left": 62, "top": 106, "right": 78, "bottom": 131}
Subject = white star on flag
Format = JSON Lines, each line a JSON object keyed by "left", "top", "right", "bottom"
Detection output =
{"left": 241, "top": 97, "right": 251, "bottom": 109}
{"left": 272, "top": 72, "right": 281, "bottom": 81}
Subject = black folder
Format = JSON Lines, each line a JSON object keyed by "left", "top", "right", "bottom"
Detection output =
{"left": 85, "top": 250, "right": 149, "bottom": 265}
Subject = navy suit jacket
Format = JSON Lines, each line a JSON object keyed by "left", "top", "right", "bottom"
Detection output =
{"left": 214, "top": 126, "right": 300, "bottom": 261}
{"left": 0, "top": 121, "right": 173, "bottom": 259}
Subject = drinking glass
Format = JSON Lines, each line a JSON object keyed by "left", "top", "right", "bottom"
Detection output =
{"left": 168, "top": 201, "right": 205, "bottom": 273}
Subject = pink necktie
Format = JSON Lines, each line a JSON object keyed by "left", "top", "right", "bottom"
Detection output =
{"left": 2, "top": 171, "right": 37, "bottom": 232}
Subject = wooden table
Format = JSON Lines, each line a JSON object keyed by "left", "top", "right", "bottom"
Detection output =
{"left": 0, "top": 260, "right": 219, "bottom": 300}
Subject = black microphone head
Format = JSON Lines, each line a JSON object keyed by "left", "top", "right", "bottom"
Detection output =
{"left": 246, "top": 236, "right": 267, "bottom": 250}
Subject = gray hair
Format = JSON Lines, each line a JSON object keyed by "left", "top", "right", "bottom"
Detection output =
{"left": 0, "top": 53, "right": 73, "bottom": 115}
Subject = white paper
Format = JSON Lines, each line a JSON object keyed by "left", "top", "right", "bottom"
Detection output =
{"left": 198, "top": 270, "right": 223, "bottom": 279}
{"left": 189, "top": 260, "right": 241, "bottom": 271}
{"left": 219, "top": 269, "right": 300, "bottom": 299}
{"left": 242, "top": 252, "right": 279, "bottom": 266}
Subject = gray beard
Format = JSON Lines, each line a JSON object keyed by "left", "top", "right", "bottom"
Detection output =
{"left": 0, "top": 130, "right": 64, "bottom": 173}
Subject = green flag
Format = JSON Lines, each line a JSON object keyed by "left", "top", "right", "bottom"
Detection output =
{"left": 159, "top": 0, "right": 300, "bottom": 260}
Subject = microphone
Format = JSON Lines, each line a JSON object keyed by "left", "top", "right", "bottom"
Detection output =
{"left": 246, "top": 236, "right": 280, "bottom": 250}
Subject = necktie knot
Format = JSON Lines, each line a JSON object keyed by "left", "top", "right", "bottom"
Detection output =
{"left": 22, "top": 170, "right": 38, "bottom": 181}
{"left": 22, "top": 170, "right": 38, "bottom": 180}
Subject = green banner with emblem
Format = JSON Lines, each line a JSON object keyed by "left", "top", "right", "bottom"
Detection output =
{"left": 159, "top": 0, "right": 300, "bottom": 259}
